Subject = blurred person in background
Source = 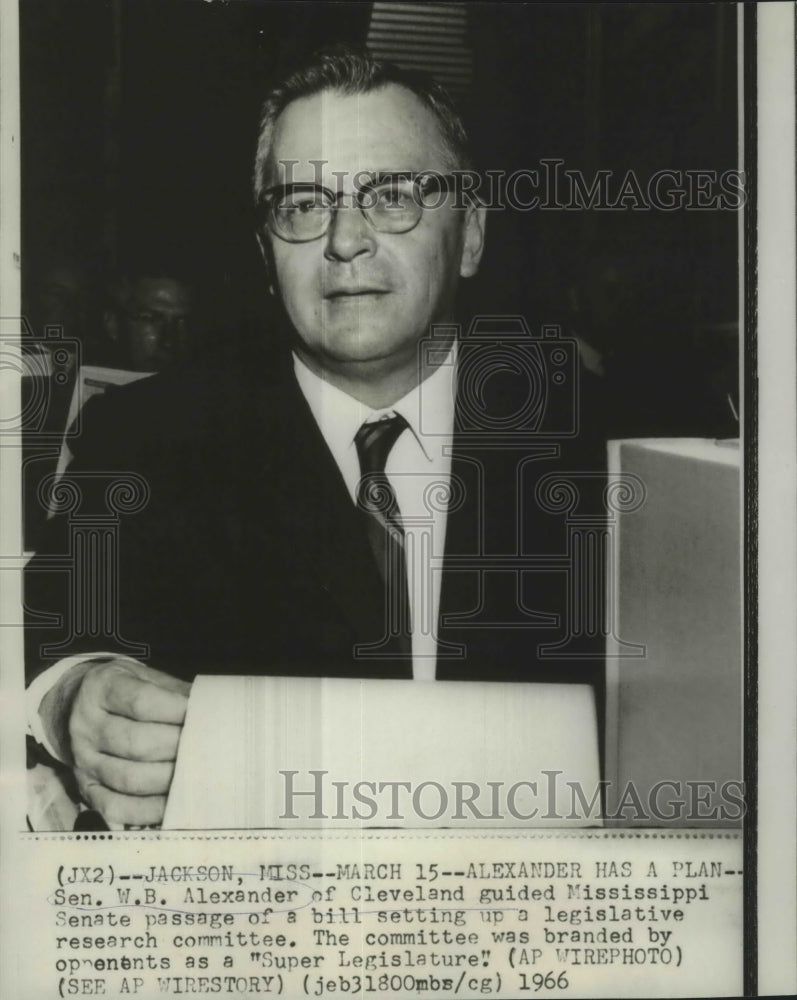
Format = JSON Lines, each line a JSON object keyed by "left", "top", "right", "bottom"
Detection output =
{"left": 101, "top": 266, "right": 196, "bottom": 373}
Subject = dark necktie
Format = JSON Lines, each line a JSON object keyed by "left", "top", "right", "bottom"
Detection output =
{"left": 354, "top": 413, "right": 412, "bottom": 658}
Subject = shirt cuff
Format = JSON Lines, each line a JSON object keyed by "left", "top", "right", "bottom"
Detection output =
{"left": 27, "top": 653, "right": 143, "bottom": 762}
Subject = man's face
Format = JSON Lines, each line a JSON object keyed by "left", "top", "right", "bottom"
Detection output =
{"left": 119, "top": 277, "right": 193, "bottom": 372}
{"left": 262, "top": 85, "right": 484, "bottom": 382}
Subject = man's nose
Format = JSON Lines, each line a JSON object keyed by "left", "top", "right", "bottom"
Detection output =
{"left": 324, "top": 202, "right": 376, "bottom": 262}
{"left": 159, "top": 322, "right": 174, "bottom": 352}
{"left": 157, "top": 315, "right": 187, "bottom": 352}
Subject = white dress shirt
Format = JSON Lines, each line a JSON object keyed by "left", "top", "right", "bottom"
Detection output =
{"left": 293, "top": 345, "right": 457, "bottom": 680}
{"left": 28, "top": 346, "right": 458, "bottom": 755}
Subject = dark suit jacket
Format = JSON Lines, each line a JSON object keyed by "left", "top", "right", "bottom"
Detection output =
{"left": 25, "top": 335, "right": 607, "bottom": 700}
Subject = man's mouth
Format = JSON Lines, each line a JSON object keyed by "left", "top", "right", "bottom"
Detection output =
{"left": 324, "top": 288, "right": 389, "bottom": 300}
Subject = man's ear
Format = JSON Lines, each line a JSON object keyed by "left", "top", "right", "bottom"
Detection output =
{"left": 459, "top": 201, "right": 487, "bottom": 279}
{"left": 255, "top": 231, "right": 276, "bottom": 296}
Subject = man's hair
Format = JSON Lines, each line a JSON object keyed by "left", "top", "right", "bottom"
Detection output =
{"left": 105, "top": 260, "right": 194, "bottom": 317}
{"left": 252, "top": 44, "right": 473, "bottom": 208}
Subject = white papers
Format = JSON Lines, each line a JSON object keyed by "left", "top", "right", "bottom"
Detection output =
{"left": 163, "top": 675, "right": 601, "bottom": 830}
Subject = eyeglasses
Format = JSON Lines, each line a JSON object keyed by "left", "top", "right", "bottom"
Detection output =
{"left": 260, "top": 172, "right": 463, "bottom": 243}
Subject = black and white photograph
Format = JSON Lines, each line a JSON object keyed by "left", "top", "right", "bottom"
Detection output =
{"left": 19, "top": 0, "right": 745, "bottom": 831}
{"left": 2, "top": 1, "right": 794, "bottom": 997}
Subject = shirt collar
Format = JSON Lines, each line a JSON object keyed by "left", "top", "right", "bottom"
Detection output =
{"left": 293, "top": 342, "right": 457, "bottom": 464}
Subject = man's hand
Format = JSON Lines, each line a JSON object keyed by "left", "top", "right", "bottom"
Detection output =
{"left": 41, "top": 658, "right": 191, "bottom": 827}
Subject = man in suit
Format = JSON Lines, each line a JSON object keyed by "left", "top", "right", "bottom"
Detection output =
{"left": 26, "top": 47, "right": 605, "bottom": 828}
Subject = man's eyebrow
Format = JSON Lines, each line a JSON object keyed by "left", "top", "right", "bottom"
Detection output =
{"left": 265, "top": 171, "right": 420, "bottom": 188}
{"left": 355, "top": 170, "right": 454, "bottom": 187}
{"left": 261, "top": 180, "right": 326, "bottom": 196}
{"left": 365, "top": 170, "right": 416, "bottom": 184}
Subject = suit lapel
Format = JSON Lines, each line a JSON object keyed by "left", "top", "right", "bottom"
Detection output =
{"left": 248, "top": 366, "right": 402, "bottom": 658}
{"left": 436, "top": 349, "right": 561, "bottom": 679}
{"left": 436, "top": 386, "right": 487, "bottom": 678}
